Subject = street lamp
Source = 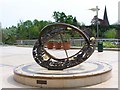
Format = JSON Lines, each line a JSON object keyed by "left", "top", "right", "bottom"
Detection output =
{"left": 89, "top": 6, "right": 100, "bottom": 39}
{"left": 89, "top": 6, "right": 103, "bottom": 52}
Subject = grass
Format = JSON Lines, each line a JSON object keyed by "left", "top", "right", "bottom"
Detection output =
{"left": 103, "top": 42, "right": 120, "bottom": 48}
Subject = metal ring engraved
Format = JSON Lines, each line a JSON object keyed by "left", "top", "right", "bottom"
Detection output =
{"left": 33, "top": 23, "right": 95, "bottom": 70}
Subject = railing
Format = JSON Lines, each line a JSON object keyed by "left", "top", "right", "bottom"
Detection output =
{"left": 16, "top": 39, "right": 119, "bottom": 45}
{"left": 16, "top": 40, "right": 37, "bottom": 45}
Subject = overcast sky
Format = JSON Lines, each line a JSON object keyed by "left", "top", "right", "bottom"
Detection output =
{"left": 0, "top": 0, "right": 119, "bottom": 28}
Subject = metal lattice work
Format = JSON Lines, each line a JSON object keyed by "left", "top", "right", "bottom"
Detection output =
{"left": 33, "top": 23, "right": 95, "bottom": 70}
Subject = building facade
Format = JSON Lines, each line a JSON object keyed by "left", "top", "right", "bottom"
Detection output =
{"left": 0, "top": 22, "right": 2, "bottom": 44}
{"left": 118, "top": 1, "right": 120, "bottom": 23}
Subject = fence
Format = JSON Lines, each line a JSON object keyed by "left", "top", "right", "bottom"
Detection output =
{"left": 16, "top": 39, "right": 119, "bottom": 46}
{"left": 16, "top": 40, "right": 37, "bottom": 45}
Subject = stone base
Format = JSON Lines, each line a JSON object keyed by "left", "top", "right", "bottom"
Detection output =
{"left": 13, "top": 61, "right": 112, "bottom": 88}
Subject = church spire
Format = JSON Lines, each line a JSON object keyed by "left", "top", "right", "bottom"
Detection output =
{"left": 103, "top": 6, "right": 109, "bottom": 26}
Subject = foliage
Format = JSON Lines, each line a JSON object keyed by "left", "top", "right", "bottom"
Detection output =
{"left": 89, "top": 24, "right": 118, "bottom": 38}
{"left": 16, "top": 20, "right": 52, "bottom": 40}
{"left": 63, "top": 33, "right": 71, "bottom": 42}
{"left": 103, "top": 42, "right": 120, "bottom": 48}
{"left": 2, "top": 19, "right": 52, "bottom": 44}
{"left": 72, "top": 32, "right": 80, "bottom": 39}
{"left": 2, "top": 11, "right": 119, "bottom": 45}
{"left": 53, "top": 11, "right": 80, "bottom": 27}
{"left": 2, "top": 26, "right": 17, "bottom": 44}
{"left": 104, "top": 29, "right": 117, "bottom": 38}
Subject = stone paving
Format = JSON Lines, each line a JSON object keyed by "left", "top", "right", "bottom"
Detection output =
{"left": 0, "top": 46, "right": 119, "bottom": 89}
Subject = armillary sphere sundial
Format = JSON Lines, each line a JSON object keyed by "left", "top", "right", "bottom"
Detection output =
{"left": 32, "top": 23, "right": 95, "bottom": 70}
{"left": 14, "top": 23, "right": 112, "bottom": 88}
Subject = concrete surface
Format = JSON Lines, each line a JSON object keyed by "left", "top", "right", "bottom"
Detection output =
{"left": 14, "top": 62, "right": 112, "bottom": 88}
{"left": 0, "top": 46, "right": 119, "bottom": 89}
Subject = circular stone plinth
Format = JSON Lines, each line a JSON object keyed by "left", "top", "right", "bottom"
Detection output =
{"left": 13, "top": 61, "right": 112, "bottom": 88}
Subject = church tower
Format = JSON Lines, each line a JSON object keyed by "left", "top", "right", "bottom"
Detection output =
{"left": 103, "top": 6, "right": 109, "bottom": 26}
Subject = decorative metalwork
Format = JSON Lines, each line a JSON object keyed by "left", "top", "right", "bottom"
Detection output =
{"left": 33, "top": 23, "right": 95, "bottom": 70}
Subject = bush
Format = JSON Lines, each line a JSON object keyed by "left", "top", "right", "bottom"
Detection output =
{"left": 103, "top": 42, "right": 119, "bottom": 48}
{"left": 104, "top": 29, "right": 116, "bottom": 38}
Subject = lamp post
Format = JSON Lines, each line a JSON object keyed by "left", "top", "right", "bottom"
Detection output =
{"left": 89, "top": 6, "right": 103, "bottom": 52}
{"left": 89, "top": 6, "right": 100, "bottom": 39}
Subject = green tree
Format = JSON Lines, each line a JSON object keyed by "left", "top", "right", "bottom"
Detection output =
{"left": 65, "top": 15, "right": 73, "bottom": 24}
{"left": 53, "top": 11, "right": 66, "bottom": 22}
{"left": 17, "top": 21, "right": 28, "bottom": 39}
{"left": 2, "top": 26, "right": 17, "bottom": 44}
{"left": 23, "top": 20, "right": 33, "bottom": 39}
{"left": 53, "top": 11, "right": 80, "bottom": 27}
{"left": 33, "top": 19, "right": 39, "bottom": 26}
{"left": 16, "top": 19, "right": 52, "bottom": 40}
{"left": 104, "top": 29, "right": 117, "bottom": 38}
{"left": 29, "top": 26, "right": 39, "bottom": 39}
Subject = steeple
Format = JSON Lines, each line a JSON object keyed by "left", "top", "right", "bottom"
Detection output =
{"left": 103, "top": 6, "right": 109, "bottom": 26}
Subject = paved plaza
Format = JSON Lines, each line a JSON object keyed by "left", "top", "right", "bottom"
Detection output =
{"left": 0, "top": 46, "right": 119, "bottom": 89}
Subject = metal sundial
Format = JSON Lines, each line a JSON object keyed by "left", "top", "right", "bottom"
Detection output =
{"left": 33, "top": 23, "right": 95, "bottom": 70}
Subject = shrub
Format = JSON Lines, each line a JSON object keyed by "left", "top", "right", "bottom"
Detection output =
{"left": 104, "top": 29, "right": 116, "bottom": 38}
{"left": 103, "top": 42, "right": 119, "bottom": 48}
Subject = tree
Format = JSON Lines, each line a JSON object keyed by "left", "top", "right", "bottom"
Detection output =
{"left": 2, "top": 26, "right": 17, "bottom": 44}
{"left": 73, "top": 17, "right": 81, "bottom": 27}
{"left": 65, "top": 15, "right": 73, "bottom": 24}
{"left": 104, "top": 29, "right": 117, "bottom": 38}
{"left": 16, "top": 19, "right": 52, "bottom": 40}
{"left": 53, "top": 11, "right": 67, "bottom": 23}
{"left": 33, "top": 19, "right": 39, "bottom": 26}
{"left": 53, "top": 11, "right": 80, "bottom": 27}
{"left": 17, "top": 21, "right": 28, "bottom": 39}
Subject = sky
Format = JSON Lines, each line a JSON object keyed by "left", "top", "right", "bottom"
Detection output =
{"left": 0, "top": 0, "right": 119, "bottom": 28}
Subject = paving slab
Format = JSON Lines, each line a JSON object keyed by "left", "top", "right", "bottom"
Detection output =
{"left": 0, "top": 46, "right": 119, "bottom": 89}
